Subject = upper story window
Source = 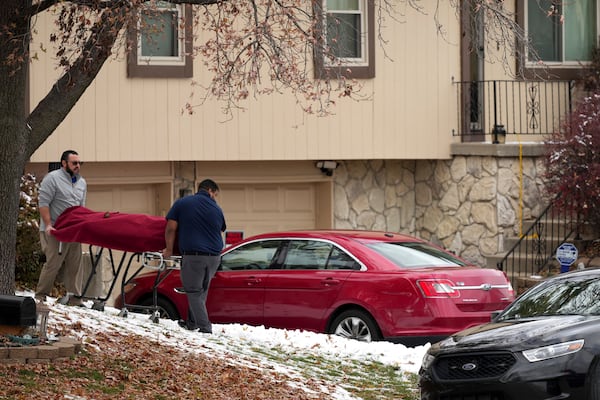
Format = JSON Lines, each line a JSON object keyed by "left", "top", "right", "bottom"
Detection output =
{"left": 314, "top": 0, "right": 375, "bottom": 79}
{"left": 326, "top": 0, "right": 366, "bottom": 63}
{"left": 522, "top": 0, "right": 598, "bottom": 78}
{"left": 127, "top": 1, "right": 193, "bottom": 78}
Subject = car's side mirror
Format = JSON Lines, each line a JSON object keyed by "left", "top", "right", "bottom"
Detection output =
{"left": 490, "top": 310, "right": 502, "bottom": 322}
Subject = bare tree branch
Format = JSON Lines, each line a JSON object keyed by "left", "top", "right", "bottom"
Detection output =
{"left": 0, "top": 0, "right": 553, "bottom": 294}
{"left": 27, "top": 6, "right": 127, "bottom": 155}
{"left": 29, "top": 0, "right": 225, "bottom": 16}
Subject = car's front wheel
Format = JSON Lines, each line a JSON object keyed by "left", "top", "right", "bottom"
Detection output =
{"left": 588, "top": 362, "right": 600, "bottom": 399}
{"left": 330, "top": 309, "right": 381, "bottom": 342}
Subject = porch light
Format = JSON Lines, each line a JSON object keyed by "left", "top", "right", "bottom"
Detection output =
{"left": 492, "top": 124, "right": 506, "bottom": 144}
{"left": 315, "top": 161, "right": 339, "bottom": 176}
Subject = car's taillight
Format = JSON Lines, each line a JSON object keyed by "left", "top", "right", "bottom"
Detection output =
{"left": 502, "top": 272, "right": 515, "bottom": 296}
{"left": 417, "top": 279, "right": 460, "bottom": 298}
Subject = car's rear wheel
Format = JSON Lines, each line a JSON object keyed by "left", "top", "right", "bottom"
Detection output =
{"left": 330, "top": 309, "right": 381, "bottom": 342}
{"left": 588, "top": 362, "right": 600, "bottom": 399}
{"left": 138, "top": 297, "right": 179, "bottom": 320}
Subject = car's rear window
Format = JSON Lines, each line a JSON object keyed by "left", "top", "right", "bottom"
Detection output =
{"left": 367, "top": 242, "right": 467, "bottom": 268}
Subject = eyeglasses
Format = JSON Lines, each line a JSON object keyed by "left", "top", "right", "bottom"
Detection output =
{"left": 69, "top": 161, "right": 83, "bottom": 166}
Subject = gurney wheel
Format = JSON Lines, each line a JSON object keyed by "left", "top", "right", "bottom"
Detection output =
{"left": 92, "top": 301, "right": 105, "bottom": 312}
{"left": 150, "top": 311, "right": 160, "bottom": 324}
{"left": 118, "top": 308, "right": 129, "bottom": 318}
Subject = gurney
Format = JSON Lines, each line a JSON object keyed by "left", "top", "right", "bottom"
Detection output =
{"left": 53, "top": 206, "right": 181, "bottom": 322}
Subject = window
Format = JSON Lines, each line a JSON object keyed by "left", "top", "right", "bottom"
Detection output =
{"left": 314, "top": 0, "right": 375, "bottom": 79}
{"left": 220, "top": 240, "right": 282, "bottom": 271}
{"left": 326, "top": 246, "right": 361, "bottom": 270}
{"left": 280, "top": 240, "right": 361, "bottom": 271}
{"left": 326, "top": 0, "right": 364, "bottom": 61}
{"left": 520, "top": 0, "right": 598, "bottom": 78}
{"left": 367, "top": 242, "right": 466, "bottom": 268}
{"left": 499, "top": 276, "right": 600, "bottom": 321}
{"left": 127, "top": 2, "right": 193, "bottom": 78}
{"left": 283, "top": 240, "right": 331, "bottom": 270}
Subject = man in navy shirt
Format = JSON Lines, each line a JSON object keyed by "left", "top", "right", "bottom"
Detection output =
{"left": 163, "top": 179, "right": 226, "bottom": 333}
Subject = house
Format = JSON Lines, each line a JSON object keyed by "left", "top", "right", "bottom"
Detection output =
{"left": 25, "top": 1, "right": 595, "bottom": 273}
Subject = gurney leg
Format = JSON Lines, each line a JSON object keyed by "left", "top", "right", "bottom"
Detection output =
{"left": 150, "top": 310, "right": 160, "bottom": 324}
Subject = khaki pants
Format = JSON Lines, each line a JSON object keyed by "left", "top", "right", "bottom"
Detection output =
{"left": 78, "top": 251, "right": 106, "bottom": 298}
{"left": 36, "top": 232, "right": 83, "bottom": 297}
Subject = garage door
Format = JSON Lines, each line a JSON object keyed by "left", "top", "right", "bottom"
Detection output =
{"left": 86, "top": 184, "right": 156, "bottom": 214}
{"left": 219, "top": 183, "right": 316, "bottom": 238}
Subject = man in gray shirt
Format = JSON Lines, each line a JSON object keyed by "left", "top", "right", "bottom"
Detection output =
{"left": 36, "top": 150, "right": 87, "bottom": 305}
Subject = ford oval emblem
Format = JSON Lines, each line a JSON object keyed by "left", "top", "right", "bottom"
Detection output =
{"left": 462, "top": 363, "right": 477, "bottom": 371}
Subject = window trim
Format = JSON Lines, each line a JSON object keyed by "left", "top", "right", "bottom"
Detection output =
{"left": 313, "top": 0, "right": 375, "bottom": 79}
{"left": 517, "top": 1, "right": 597, "bottom": 79}
{"left": 127, "top": 3, "right": 193, "bottom": 78}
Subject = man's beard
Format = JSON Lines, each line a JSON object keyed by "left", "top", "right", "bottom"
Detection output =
{"left": 66, "top": 165, "right": 76, "bottom": 176}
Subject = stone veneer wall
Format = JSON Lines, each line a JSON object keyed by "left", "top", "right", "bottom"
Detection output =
{"left": 333, "top": 144, "right": 548, "bottom": 267}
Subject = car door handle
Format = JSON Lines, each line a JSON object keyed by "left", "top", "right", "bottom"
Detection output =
{"left": 244, "top": 277, "right": 261, "bottom": 286}
{"left": 321, "top": 278, "right": 341, "bottom": 286}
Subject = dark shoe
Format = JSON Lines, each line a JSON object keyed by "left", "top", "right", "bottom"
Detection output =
{"left": 67, "top": 297, "right": 84, "bottom": 307}
{"left": 178, "top": 320, "right": 196, "bottom": 331}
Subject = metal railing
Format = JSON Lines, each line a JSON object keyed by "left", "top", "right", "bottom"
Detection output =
{"left": 496, "top": 193, "right": 582, "bottom": 289}
{"left": 453, "top": 80, "right": 575, "bottom": 139}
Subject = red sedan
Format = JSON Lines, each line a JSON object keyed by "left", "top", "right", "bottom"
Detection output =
{"left": 116, "top": 230, "right": 514, "bottom": 344}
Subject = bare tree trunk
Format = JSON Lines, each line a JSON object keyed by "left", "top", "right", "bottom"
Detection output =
{"left": 0, "top": 1, "right": 32, "bottom": 294}
{"left": 0, "top": 2, "right": 121, "bottom": 294}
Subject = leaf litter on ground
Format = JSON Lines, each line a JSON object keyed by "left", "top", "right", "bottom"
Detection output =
{"left": 2, "top": 292, "right": 428, "bottom": 399}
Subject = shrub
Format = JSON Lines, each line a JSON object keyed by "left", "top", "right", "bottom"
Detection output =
{"left": 581, "top": 47, "right": 600, "bottom": 93}
{"left": 544, "top": 93, "right": 600, "bottom": 233}
{"left": 16, "top": 173, "right": 44, "bottom": 289}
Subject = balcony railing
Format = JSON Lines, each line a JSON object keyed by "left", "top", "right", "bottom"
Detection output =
{"left": 453, "top": 80, "right": 575, "bottom": 140}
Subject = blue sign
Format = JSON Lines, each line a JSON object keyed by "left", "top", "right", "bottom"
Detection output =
{"left": 556, "top": 243, "right": 578, "bottom": 273}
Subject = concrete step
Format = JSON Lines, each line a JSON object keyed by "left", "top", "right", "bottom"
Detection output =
{"left": 503, "top": 235, "right": 568, "bottom": 253}
{"left": 517, "top": 219, "right": 595, "bottom": 242}
{"left": 517, "top": 220, "right": 579, "bottom": 240}
{"left": 487, "top": 238, "right": 592, "bottom": 278}
{"left": 486, "top": 253, "right": 555, "bottom": 272}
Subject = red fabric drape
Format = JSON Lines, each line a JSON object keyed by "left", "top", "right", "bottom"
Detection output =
{"left": 52, "top": 206, "right": 167, "bottom": 253}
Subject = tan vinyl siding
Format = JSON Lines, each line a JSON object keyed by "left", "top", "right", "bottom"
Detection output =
{"left": 30, "top": 3, "right": 464, "bottom": 164}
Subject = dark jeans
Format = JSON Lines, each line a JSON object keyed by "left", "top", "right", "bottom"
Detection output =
{"left": 180, "top": 254, "right": 220, "bottom": 332}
